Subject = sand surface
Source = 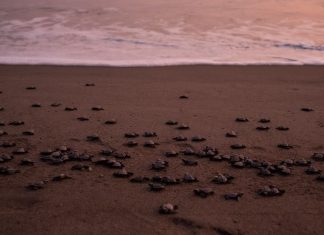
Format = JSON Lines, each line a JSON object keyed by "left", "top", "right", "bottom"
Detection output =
{"left": 0, "top": 65, "right": 324, "bottom": 235}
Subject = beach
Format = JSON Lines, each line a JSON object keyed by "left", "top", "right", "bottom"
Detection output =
{"left": 0, "top": 64, "right": 324, "bottom": 235}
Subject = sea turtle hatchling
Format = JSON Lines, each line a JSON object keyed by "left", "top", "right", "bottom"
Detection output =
{"left": 0, "top": 130, "right": 8, "bottom": 136}
{"left": 26, "top": 86, "right": 36, "bottom": 90}
{"left": 22, "top": 130, "right": 35, "bottom": 136}
{"left": 77, "top": 116, "right": 89, "bottom": 121}
{"left": 194, "top": 188, "right": 214, "bottom": 198}
{"left": 305, "top": 166, "right": 322, "bottom": 175}
{"left": 144, "top": 140, "right": 159, "bottom": 148}
{"left": 105, "top": 119, "right": 117, "bottom": 125}
{"left": 130, "top": 176, "right": 150, "bottom": 183}
{"left": 276, "top": 165, "right": 292, "bottom": 176}
{"left": 1, "top": 141, "right": 16, "bottom": 148}
{"left": 235, "top": 117, "right": 249, "bottom": 122}
{"left": 51, "top": 102, "right": 61, "bottom": 107}
{"left": 9, "top": 121, "right": 24, "bottom": 126}
{"left": 0, "top": 166, "right": 19, "bottom": 175}
{"left": 112, "top": 152, "right": 131, "bottom": 160}
{"left": 256, "top": 126, "right": 270, "bottom": 131}
{"left": 113, "top": 169, "right": 134, "bottom": 178}
{"left": 257, "top": 185, "right": 285, "bottom": 197}
{"left": 85, "top": 83, "right": 95, "bottom": 86}
{"left": 301, "top": 108, "right": 314, "bottom": 112}
{"left": 258, "top": 167, "right": 273, "bottom": 177}
{"left": 181, "top": 148, "right": 196, "bottom": 156}
{"left": 276, "top": 126, "right": 289, "bottom": 131}
{"left": 224, "top": 193, "right": 244, "bottom": 201}
{"left": 143, "top": 132, "right": 157, "bottom": 137}
{"left": 191, "top": 136, "right": 206, "bottom": 142}
{"left": 52, "top": 174, "right": 72, "bottom": 181}
{"left": 20, "top": 158, "right": 35, "bottom": 166}
{"left": 12, "top": 147, "right": 28, "bottom": 155}
{"left": 165, "top": 120, "right": 178, "bottom": 125}
{"left": 0, "top": 154, "right": 13, "bottom": 163}
{"left": 125, "top": 140, "right": 138, "bottom": 147}
{"left": 65, "top": 106, "right": 77, "bottom": 111}
{"left": 212, "top": 173, "right": 234, "bottom": 184}
{"left": 259, "top": 118, "right": 271, "bottom": 123}
{"left": 31, "top": 103, "right": 41, "bottom": 108}
{"left": 173, "top": 136, "right": 188, "bottom": 141}
{"left": 231, "top": 144, "right": 246, "bottom": 150}
{"left": 165, "top": 151, "right": 178, "bottom": 157}
{"left": 179, "top": 95, "right": 188, "bottom": 99}
{"left": 226, "top": 131, "right": 237, "bottom": 138}
{"left": 71, "top": 164, "right": 92, "bottom": 171}
{"left": 316, "top": 175, "right": 324, "bottom": 181}
{"left": 295, "top": 159, "right": 311, "bottom": 166}
{"left": 177, "top": 124, "right": 190, "bottom": 130}
{"left": 281, "top": 159, "right": 295, "bottom": 166}
{"left": 149, "top": 183, "right": 165, "bottom": 192}
{"left": 312, "top": 153, "right": 324, "bottom": 161}
{"left": 92, "top": 106, "right": 104, "bottom": 111}
{"left": 0, "top": 122, "right": 5, "bottom": 126}
{"left": 26, "top": 181, "right": 47, "bottom": 190}
{"left": 183, "top": 173, "right": 198, "bottom": 183}
{"left": 277, "top": 143, "right": 293, "bottom": 149}
{"left": 124, "top": 132, "right": 139, "bottom": 138}
{"left": 159, "top": 203, "right": 178, "bottom": 214}
{"left": 182, "top": 159, "right": 198, "bottom": 166}
{"left": 151, "top": 159, "right": 168, "bottom": 171}
{"left": 86, "top": 135, "right": 100, "bottom": 142}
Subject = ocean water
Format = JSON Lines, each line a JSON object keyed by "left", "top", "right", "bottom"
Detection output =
{"left": 0, "top": 0, "right": 324, "bottom": 66}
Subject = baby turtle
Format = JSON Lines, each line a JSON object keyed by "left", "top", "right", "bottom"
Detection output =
{"left": 51, "top": 102, "right": 61, "bottom": 107}
{"left": 165, "top": 151, "right": 178, "bottom": 157}
{"left": 86, "top": 135, "right": 100, "bottom": 142}
{"left": 312, "top": 153, "right": 324, "bottom": 161}
{"left": 31, "top": 103, "right": 41, "bottom": 108}
{"left": 113, "top": 169, "right": 134, "bottom": 178}
{"left": 226, "top": 131, "right": 237, "bottom": 138}
{"left": 71, "top": 164, "right": 92, "bottom": 171}
{"left": 209, "top": 155, "right": 223, "bottom": 161}
{"left": 151, "top": 159, "right": 168, "bottom": 171}
{"left": 281, "top": 159, "right": 295, "bottom": 166}
{"left": 26, "top": 181, "right": 47, "bottom": 190}
{"left": 92, "top": 106, "right": 104, "bottom": 111}
{"left": 0, "top": 166, "right": 19, "bottom": 175}
{"left": 85, "top": 83, "right": 95, "bottom": 86}
{"left": 197, "top": 146, "right": 218, "bottom": 158}
{"left": 212, "top": 173, "right": 234, "bottom": 184}
{"left": 65, "top": 107, "right": 77, "bottom": 111}
{"left": 236, "top": 117, "right": 249, "bottom": 122}
{"left": 295, "top": 159, "right": 311, "bottom": 166}
{"left": 22, "top": 130, "right": 35, "bottom": 136}
{"left": 152, "top": 176, "right": 181, "bottom": 185}
{"left": 257, "top": 185, "right": 285, "bottom": 197}
{"left": 105, "top": 119, "right": 117, "bottom": 125}
{"left": 0, "top": 154, "right": 13, "bottom": 163}
{"left": 182, "top": 159, "right": 198, "bottom": 166}
{"left": 316, "top": 175, "right": 324, "bottom": 182}
{"left": 9, "top": 121, "right": 24, "bottom": 126}
{"left": 0, "top": 121, "right": 5, "bottom": 126}
{"left": 26, "top": 86, "right": 36, "bottom": 90}
{"left": 100, "top": 148, "right": 115, "bottom": 156}
{"left": 12, "top": 147, "right": 28, "bottom": 155}
{"left": 0, "top": 130, "right": 8, "bottom": 136}
{"left": 52, "top": 174, "right": 72, "bottom": 181}
{"left": 256, "top": 126, "right": 270, "bottom": 131}
{"left": 143, "top": 132, "right": 157, "bottom": 137}
{"left": 231, "top": 144, "right": 246, "bottom": 150}
{"left": 112, "top": 152, "right": 131, "bottom": 160}
{"left": 0, "top": 107, "right": 4, "bottom": 111}
{"left": 124, "top": 132, "right": 139, "bottom": 138}
{"left": 106, "top": 159, "right": 124, "bottom": 169}
{"left": 276, "top": 126, "right": 289, "bottom": 131}
{"left": 224, "top": 193, "right": 244, "bottom": 201}
{"left": 305, "top": 166, "right": 322, "bottom": 175}
{"left": 1, "top": 141, "right": 16, "bottom": 148}
{"left": 177, "top": 124, "right": 190, "bottom": 130}
{"left": 130, "top": 176, "right": 150, "bottom": 183}
{"left": 159, "top": 203, "right": 178, "bottom": 214}
{"left": 77, "top": 116, "right": 89, "bottom": 121}
{"left": 301, "top": 108, "right": 314, "bottom": 112}
{"left": 232, "top": 161, "right": 245, "bottom": 168}
{"left": 191, "top": 136, "right": 206, "bottom": 142}
{"left": 165, "top": 120, "right": 178, "bottom": 125}
{"left": 149, "top": 183, "right": 165, "bottom": 192}
{"left": 181, "top": 148, "right": 196, "bottom": 156}
{"left": 258, "top": 167, "right": 273, "bottom": 177}
{"left": 194, "top": 188, "right": 214, "bottom": 198}
{"left": 183, "top": 173, "right": 199, "bottom": 183}
{"left": 179, "top": 95, "right": 188, "bottom": 99}
{"left": 259, "top": 118, "right": 271, "bottom": 123}
{"left": 173, "top": 136, "right": 187, "bottom": 141}
{"left": 125, "top": 141, "right": 138, "bottom": 147}
{"left": 20, "top": 158, "right": 35, "bottom": 166}
{"left": 277, "top": 143, "right": 293, "bottom": 150}
{"left": 144, "top": 140, "right": 159, "bottom": 148}
{"left": 276, "top": 165, "right": 292, "bottom": 176}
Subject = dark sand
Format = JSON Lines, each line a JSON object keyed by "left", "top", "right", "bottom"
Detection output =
{"left": 0, "top": 65, "right": 324, "bottom": 235}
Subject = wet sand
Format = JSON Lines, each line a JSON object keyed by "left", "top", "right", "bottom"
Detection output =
{"left": 0, "top": 65, "right": 324, "bottom": 235}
